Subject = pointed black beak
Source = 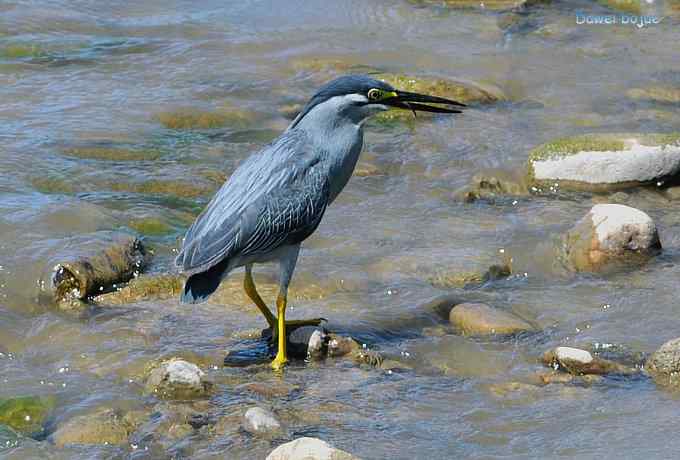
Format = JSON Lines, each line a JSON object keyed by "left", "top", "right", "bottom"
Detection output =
{"left": 384, "top": 90, "right": 466, "bottom": 114}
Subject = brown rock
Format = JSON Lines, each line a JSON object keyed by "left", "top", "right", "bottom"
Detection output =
{"left": 646, "top": 338, "right": 680, "bottom": 388}
{"left": 542, "top": 346, "right": 633, "bottom": 375}
{"left": 52, "top": 407, "right": 147, "bottom": 447}
{"left": 449, "top": 303, "right": 535, "bottom": 336}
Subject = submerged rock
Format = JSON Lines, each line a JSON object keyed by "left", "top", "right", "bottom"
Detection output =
{"left": 0, "top": 396, "right": 55, "bottom": 435}
{"left": 146, "top": 358, "right": 213, "bottom": 399}
{"left": 62, "top": 145, "right": 163, "bottom": 161}
{"left": 527, "top": 133, "right": 680, "bottom": 191}
{"left": 455, "top": 168, "right": 529, "bottom": 202}
{"left": 449, "top": 303, "right": 535, "bottom": 336}
{"left": 243, "top": 407, "right": 282, "bottom": 436}
{"left": 646, "top": 338, "right": 680, "bottom": 388}
{"left": 542, "top": 346, "right": 633, "bottom": 375}
{"left": 627, "top": 86, "right": 680, "bottom": 105}
{"left": 266, "top": 437, "right": 360, "bottom": 460}
{"left": 45, "top": 233, "right": 149, "bottom": 303}
{"left": 52, "top": 407, "right": 147, "bottom": 447}
{"left": 564, "top": 204, "right": 661, "bottom": 272}
{"left": 156, "top": 106, "right": 255, "bottom": 130}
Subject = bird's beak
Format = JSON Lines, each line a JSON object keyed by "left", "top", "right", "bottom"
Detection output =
{"left": 381, "top": 90, "right": 466, "bottom": 114}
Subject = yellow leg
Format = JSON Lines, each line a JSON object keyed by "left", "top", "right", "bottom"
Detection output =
{"left": 243, "top": 268, "right": 277, "bottom": 329}
{"left": 271, "top": 292, "right": 288, "bottom": 370}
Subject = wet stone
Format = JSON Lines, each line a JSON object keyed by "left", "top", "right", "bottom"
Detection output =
{"left": 266, "top": 437, "right": 360, "bottom": 460}
{"left": 646, "top": 338, "right": 680, "bottom": 388}
{"left": 627, "top": 86, "right": 680, "bottom": 105}
{"left": 449, "top": 303, "right": 535, "bottom": 336}
{"left": 242, "top": 407, "right": 282, "bottom": 436}
{"left": 52, "top": 407, "right": 147, "bottom": 447}
{"left": 527, "top": 133, "right": 680, "bottom": 192}
{"left": 93, "top": 274, "right": 184, "bottom": 305}
{"left": 145, "top": 358, "right": 213, "bottom": 399}
{"left": 456, "top": 168, "right": 529, "bottom": 203}
{"left": 156, "top": 106, "right": 256, "bottom": 130}
{"left": 0, "top": 396, "right": 55, "bottom": 435}
{"left": 564, "top": 204, "right": 661, "bottom": 272}
{"left": 542, "top": 346, "right": 633, "bottom": 375}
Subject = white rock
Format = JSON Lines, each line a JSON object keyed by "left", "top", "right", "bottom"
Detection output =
{"left": 555, "top": 347, "right": 593, "bottom": 364}
{"left": 533, "top": 140, "right": 680, "bottom": 184}
{"left": 243, "top": 407, "right": 281, "bottom": 435}
{"left": 266, "top": 437, "right": 360, "bottom": 460}
{"left": 565, "top": 204, "right": 661, "bottom": 271}
{"left": 165, "top": 359, "right": 204, "bottom": 386}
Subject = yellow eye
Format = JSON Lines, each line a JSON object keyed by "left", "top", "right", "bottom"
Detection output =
{"left": 367, "top": 88, "right": 382, "bottom": 101}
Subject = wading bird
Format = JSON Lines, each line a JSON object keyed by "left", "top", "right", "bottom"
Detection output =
{"left": 176, "top": 74, "right": 464, "bottom": 369}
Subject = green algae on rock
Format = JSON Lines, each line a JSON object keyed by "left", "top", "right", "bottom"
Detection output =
{"left": 0, "top": 396, "right": 55, "bottom": 435}
{"left": 156, "top": 106, "right": 256, "bottom": 130}
{"left": 62, "top": 145, "right": 164, "bottom": 161}
{"left": 128, "top": 217, "right": 174, "bottom": 236}
{"left": 0, "top": 43, "right": 47, "bottom": 59}
{"left": 527, "top": 133, "right": 680, "bottom": 191}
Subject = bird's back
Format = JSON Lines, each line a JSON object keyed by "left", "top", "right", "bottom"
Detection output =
{"left": 175, "top": 129, "right": 328, "bottom": 280}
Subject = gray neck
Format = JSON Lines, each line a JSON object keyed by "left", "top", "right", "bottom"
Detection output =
{"left": 289, "top": 97, "right": 366, "bottom": 202}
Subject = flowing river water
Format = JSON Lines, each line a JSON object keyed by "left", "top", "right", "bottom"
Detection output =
{"left": 2, "top": 0, "right": 680, "bottom": 458}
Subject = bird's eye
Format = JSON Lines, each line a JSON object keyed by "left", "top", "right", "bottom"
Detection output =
{"left": 367, "top": 88, "right": 382, "bottom": 101}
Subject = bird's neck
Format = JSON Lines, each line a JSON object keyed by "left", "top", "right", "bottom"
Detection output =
{"left": 292, "top": 108, "right": 365, "bottom": 203}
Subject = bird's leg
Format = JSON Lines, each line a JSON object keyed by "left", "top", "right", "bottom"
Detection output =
{"left": 271, "top": 291, "right": 288, "bottom": 371}
{"left": 243, "top": 266, "right": 277, "bottom": 329}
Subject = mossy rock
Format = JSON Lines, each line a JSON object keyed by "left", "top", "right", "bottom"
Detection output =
{"left": 156, "top": 106, "right": 256, "bottom": 130}
{"left": 627, "top": 86, "right": 680, "bottom": 105}
{"left": 598, "top": 0, "right": 643, "bottom": 14}
{"left": 128, "top": 217, "right": 173, "bottom": 236}
{"left": 110, "top": 179, "right": 213, "bottom": 198}
{"left": 288, "top": 57, "right": 378, "bottom": 79}
{"left": 0, "top": 396, "right": 55, "bottom": 435}
{"left": 0, "top": 43, "right": 47, "bottom": 59}
{"left": 62, "top": 146, "right": 163, "bottom": 161}
{"left": 427, "top": 263, "right": 511, "bottom": 289}
{"left": 52, "top": 407, "right": 147, "bottom": 447}
{"left": 455, "top": 168, "right": 529, "bottom": 202}
{"left": 527, "top": 133, "right": 680, "bottom": 191}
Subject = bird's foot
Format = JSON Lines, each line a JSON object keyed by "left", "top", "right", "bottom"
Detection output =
{"left": 271, "top": 353, "right": 288, "bottom": 371}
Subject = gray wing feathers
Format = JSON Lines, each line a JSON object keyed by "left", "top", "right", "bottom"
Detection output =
{"left": 175, "top": 130, "right": 328, "bottom": 275}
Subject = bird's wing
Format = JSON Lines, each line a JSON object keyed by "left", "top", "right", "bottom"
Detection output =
{"left": 175, "top": 130, "right": 329, "bottom": 275}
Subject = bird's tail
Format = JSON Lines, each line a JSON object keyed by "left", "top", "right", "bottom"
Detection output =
{"left": 180, "top": 259, "right": 230, "bottom": 304}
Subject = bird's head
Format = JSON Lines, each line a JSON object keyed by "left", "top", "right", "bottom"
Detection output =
{"left": 290, "top": 74, "right": 465, "bottom": 129}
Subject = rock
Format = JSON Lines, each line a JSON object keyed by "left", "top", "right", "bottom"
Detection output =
{"left": 0, "top": 424, "right": 21, "bottom": 450}
{"left": 282, "top": 326, "right": 329, "bottom": 359}
{"left": 627, "top": 86, "right": 680, "bottom": 105}
{"left": 527, "top": 133, "right": 680, "bottom": 191}
{"left": 44, "top": 233, "right": 149, "bottom": 303}
{"left": 145, "top": 358, "right": 212, "bottom": 399}
{"left": 542, "top": 346, "right": 632, "bottom": 375}
{"left": 242, "top": 407, "right": 282, "bottom": 436}
{"left": 0, "top": 396, "right": 55, "bottom": 435}
{"left": 354, "top": 162, "right": 382, "bottom": 177}
{"left": 646, "top": 338, "right": 680, "bottom": 388}
{"left": 426, "top": 263, "right": 512, "bottom": 289}
{"left": 266, "top": 437, "right": 360, "bottom": 460}
{"left": 449, "top": 303, "right": 535, "bottom": 336}
{"left": 52, "top": 407, "right": 147, "bottom": 447}
{"left": 564, "top": 204, "right": 661, "bottom": 272}
{"left": 455, "top": 168, "right": 529, "bottom": 202}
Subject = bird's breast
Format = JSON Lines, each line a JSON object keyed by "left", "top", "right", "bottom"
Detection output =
{"left": 325, "top": 126, "right": 364, "bottom": 204}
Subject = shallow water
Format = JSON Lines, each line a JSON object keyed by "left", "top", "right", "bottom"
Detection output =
{"left": 2, "top": 0, "right": 680, "bottom": 458}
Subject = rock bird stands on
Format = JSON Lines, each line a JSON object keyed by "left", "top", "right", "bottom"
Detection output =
{"left": 176, "top": 75, "right": 464, "bottom": 370}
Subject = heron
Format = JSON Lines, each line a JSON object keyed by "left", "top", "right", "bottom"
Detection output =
{"left": 175, "top": 74, "right": 464, "bottom": 370}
